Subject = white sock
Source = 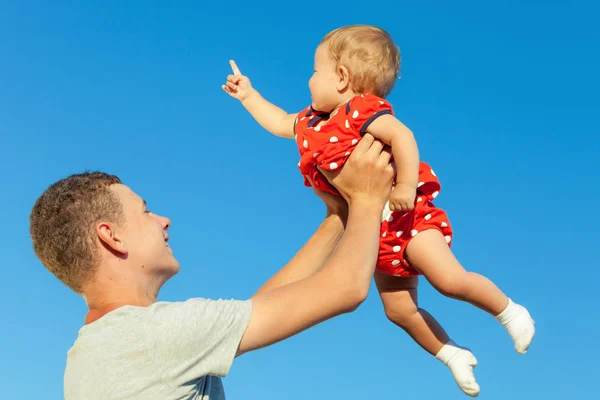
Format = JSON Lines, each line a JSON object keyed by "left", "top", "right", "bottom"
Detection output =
{"left": 495, "top": 298, "right": 535, "bottom": 354}
{"left": 435, "top": 340, "right": 480, "bottom": 397}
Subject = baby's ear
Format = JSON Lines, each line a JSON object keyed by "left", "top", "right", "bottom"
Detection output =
{"left": 336, "top": 65, "right": 350, "bottom": 91}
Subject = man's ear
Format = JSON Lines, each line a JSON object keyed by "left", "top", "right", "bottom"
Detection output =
{"left": 336, "top": 65, "right": 350, "bottom": 92}
{"left": 97, "top": 222, "right": 128, "bottom": 256}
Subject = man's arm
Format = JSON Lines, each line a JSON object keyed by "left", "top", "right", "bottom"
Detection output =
{"left": 253, "top": 212, "right": 345, "bottom": 296}
{"left": 253, "top": 183, "right": 348, "bottom": 296}
{"left": 236, "top": 135, "right": 394, "bottom": 356}
{"left": 238, "top": 201, "right": 382, "bottom": 355}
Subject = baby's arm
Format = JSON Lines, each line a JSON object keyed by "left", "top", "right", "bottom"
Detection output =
{"left": 223, "top": 60, "right": 296, "bottom": 139}
{"left": 241, "top": 91, "right": 298, "bottom": 139}
{"left": 365, "top": 115, "right": 419, "bottom": 211}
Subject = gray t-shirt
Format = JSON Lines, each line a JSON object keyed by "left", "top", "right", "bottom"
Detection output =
{"left": 64, "top": 298, "right": 252, "bottom": 400}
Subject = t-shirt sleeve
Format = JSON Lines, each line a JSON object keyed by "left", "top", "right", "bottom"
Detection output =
{"left": 147, "top": 298, "right": 252, "bottom": 385}
{"left": 348, "top": 94, "right": 394, "bottom": 136}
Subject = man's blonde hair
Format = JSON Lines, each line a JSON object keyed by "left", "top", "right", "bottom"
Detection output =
{"left": 321, "top": 25, "right": 400, "bottom": 98}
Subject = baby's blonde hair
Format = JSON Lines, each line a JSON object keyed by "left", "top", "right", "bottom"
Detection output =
{"left": 320, "top": 25, "right": 400, "bottom": 98}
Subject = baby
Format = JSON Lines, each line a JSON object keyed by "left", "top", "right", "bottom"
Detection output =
{"left": 223, "top": 25, "right": 535, "bottom": 397}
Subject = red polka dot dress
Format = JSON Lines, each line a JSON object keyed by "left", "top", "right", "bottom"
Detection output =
{"left": 294, "top": 94, "right": 454, "bottom": 277}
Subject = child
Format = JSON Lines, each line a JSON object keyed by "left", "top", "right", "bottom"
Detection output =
{"left": 223, "top": 25, "right": 535, "bottom": 397}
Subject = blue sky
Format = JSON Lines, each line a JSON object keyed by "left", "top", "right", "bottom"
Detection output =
{"left": 1, "top": 0, "right": 598, "bottom": 398}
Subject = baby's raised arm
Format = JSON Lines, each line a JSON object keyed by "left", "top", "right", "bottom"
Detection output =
{"left": 223, "top": 60, "right": 297, "bottom": 139}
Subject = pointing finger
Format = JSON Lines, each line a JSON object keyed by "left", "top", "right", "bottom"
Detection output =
{"left": 230, "top": 59, "right": 242, "bottom": 76}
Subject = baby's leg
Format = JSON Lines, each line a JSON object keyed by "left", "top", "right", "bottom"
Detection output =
{"left": 375, "top": 273, "right": 480, "bottom": 397}
{"left": 406, "top": 230, "right": 535, "bottom": 354}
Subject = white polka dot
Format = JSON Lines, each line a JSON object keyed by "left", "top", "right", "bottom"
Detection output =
{"left": 309, "top": 115, "right": 314, "bottom": 119}
{"left": 345, "top": 151, "right": 351, "bottom": 156}
{"left": 445, "top": 235, "right": 452, "bottom": 243}
{"left": 424, "top": 214, "right": 431, "bottom": 221}
{"left": 430, "top": 168, "right": 436, "bottom": 176}
{"left": 313, "top": 152, "right": 320, "bottom": 158}
{"left": 330, "top": 136, "right": 338, "bottom": 143}
{"left": 330, "top": 162, "right": 339, "bottom": 170}
{"left": 379, "top": 101, "right": 384, "bottom": 105}
{"left": 331, "top": 110, "right": 338, "bottom": 117}
{"left": 300, "top": 116, "right": 306, "bottom": 121}
{"left": 392, "top": 260, "right": 400, "bottom": 266}
{"left": 411, "top": 229, "right": 419, "bottom": 236}
{"left": 351, "top": 139, "right": 358, "bottom": 145}
{"left": 382, "top": 231, "right": 387, "bottom": 238}
{"left": 396, "top": 231, "right": 403, "bottom": 237}
{"left": 297, "top": 161, "right": 301, "bottom": 167}
{"left": 314, "top": 125, "right": 321, "bottom": 132}
{"left": 303, "top": 140, "right": 308, "bottom": 148}
{"left": 393, "top": 245, "right": 401, "bottom": 252}
{"left": 441, "top": 221, "right": 448, "bottom": 228}
{"left": 352, "top": 110, "right": 359, "bottom": 118}
{"left": 361, "top": 94, "right": 364, "bottom": 97}
{"left": 432, "top": 191, "right": 439, "bottom": 198}
{"left": 387, "top": 214, "right": 393, "bottom": 222}
{"left": 345, "top": 120, "right": 350, "bottom": 129}
{"left": 417, "top": 197, "right": 423, "bottom": 202}
{"left": 417, "top": 182, "right": 424, "bottom": 187}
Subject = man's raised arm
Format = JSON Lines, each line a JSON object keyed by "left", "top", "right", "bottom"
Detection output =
{"left": 237, "top": 135, "right": 393, "bottom": 355}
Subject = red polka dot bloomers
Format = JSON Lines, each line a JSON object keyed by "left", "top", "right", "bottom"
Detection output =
{"left": 294, "top": 94, "right": 453, "bottom": 277}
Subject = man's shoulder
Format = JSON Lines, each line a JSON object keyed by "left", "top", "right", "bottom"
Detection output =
{"left": 64, "top": 298, "right": 252, "bottom": 400}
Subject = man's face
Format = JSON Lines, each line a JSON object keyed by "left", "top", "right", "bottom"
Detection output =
{"left": 111, "top": 184, "right": 180, "bottom": 279}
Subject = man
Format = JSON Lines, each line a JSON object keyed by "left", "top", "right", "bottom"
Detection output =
{"left": 30, "top": 135, "right": 394, "bottom": 399}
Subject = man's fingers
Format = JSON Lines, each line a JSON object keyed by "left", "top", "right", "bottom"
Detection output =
{"left": 227, "top": 75, "right": 240, "bottom": 83}
{"left": 364, "top": 138, "right": 385, "bottom": 158}
{"left": 226, "top": 81, "right": 237, "bottom": 91}
{"left": 351, "top": 133, "right": 375, "bottom": 154}
{"left": 377, "top": 145, "right": 393, "bottom": 165}
{"left": 230, "top": 59, "right": 242, "bottom": 76}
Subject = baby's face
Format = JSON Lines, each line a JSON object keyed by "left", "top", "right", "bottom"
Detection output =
{"left": 309, "top": 46, "right": 342, "bottom": 113}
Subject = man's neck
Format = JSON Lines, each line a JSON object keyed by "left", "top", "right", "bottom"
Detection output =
{"left": 83, "top": 284, "right": 160, "bottom": 325}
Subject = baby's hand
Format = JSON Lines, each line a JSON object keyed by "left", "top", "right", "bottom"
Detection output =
{"left": 222, "top": 60, "right": 255, "bottom": 102}
{"left": 389, "top": 183, "right": 416, "bottom": 212}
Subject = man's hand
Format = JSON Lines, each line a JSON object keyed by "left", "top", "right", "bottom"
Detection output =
{"left": 389, "top": 183, "right": 416, "bottom": 212}
{"left": 319, "top": 134, "right": 394, "bottom": 208}
{"left": 222, "top": 60, "right": 255, "bottom": 102}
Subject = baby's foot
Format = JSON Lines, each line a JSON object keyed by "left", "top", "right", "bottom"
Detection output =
{"left": 495, "top": 298, "right": 535, "bottom": 354}
{"left": 436, "top": 340, "right": 480, "bottom": 397}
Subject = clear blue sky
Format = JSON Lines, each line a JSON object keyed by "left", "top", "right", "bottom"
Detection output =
{"left": 1, "top": 1, "right": 598, "bottom": 398}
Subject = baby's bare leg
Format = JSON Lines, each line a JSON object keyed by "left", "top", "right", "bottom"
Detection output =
{"left": 375, "top": 274, "right": 448, "bottom": 354}
{"left": 406, "top": 229, "right": 535, "bottom": 354}
{"left": 375, "top": 273, "right": 480, "bottom": 397}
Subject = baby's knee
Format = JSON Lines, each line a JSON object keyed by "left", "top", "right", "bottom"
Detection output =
{"left": 383, "top": 300, "right": 418, "bottom": 327}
